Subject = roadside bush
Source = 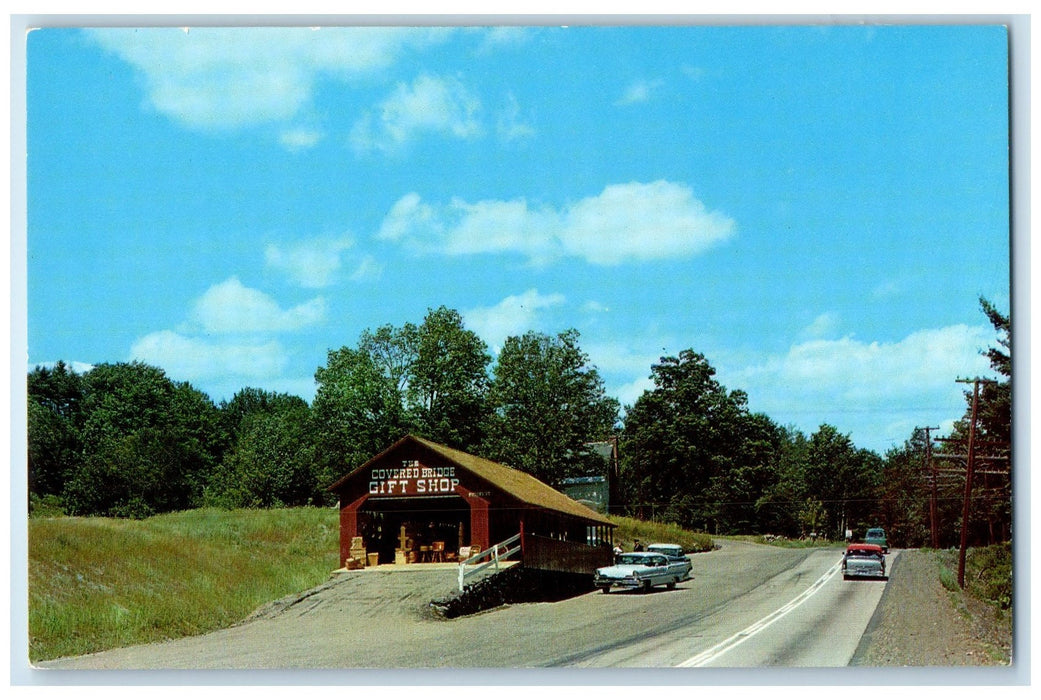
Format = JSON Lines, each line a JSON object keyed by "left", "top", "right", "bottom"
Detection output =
{"left": 29, "top": 493, "right": 65, "bottom": 517}
{"left": 938, "top": 562, "right": 959, "bottom": 592}
{"left": 966, "top": 542, "right": 1012, "bottom": 610}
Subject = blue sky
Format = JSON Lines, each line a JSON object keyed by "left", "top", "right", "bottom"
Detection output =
{"left": 25, "top": 24, "right": 1010, "bottom": 454}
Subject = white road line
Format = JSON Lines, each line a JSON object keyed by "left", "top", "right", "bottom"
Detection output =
{"left": 676, "top": 559, "right": 843, "bottom": 667}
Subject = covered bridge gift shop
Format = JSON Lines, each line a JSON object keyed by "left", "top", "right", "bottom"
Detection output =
{"left": 328, "top": 435, "right": 615, "bottom": 574}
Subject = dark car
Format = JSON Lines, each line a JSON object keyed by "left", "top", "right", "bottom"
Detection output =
{"left": 864, "top": 527, "right": 889, "bottom": 553}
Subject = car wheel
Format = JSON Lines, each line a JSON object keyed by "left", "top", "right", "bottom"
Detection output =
{"left": 600, "top": 586, "right": 610, "bottom": 594}
{"left": 666, "top": 579, "right": 676, "bottom": 590}
{"left": 642, "top": 580, "right": 652, "bottom": 593}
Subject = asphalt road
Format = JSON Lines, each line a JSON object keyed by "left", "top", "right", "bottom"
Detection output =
{"left": 37, "top": 540, "right": 893, "bottom": 670}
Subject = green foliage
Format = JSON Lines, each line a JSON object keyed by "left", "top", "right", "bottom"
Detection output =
{"left": 408, "top": 306, "right": 491, "bottom": 451}
{"left": 31, "top": 294, "right": 1010, "bottom": 548}
{"left": 29, "top": 493, "right": 66, "bottom": 517}
{"left": 620, "top": 350, "right": 782, "bottom": 534}
{"left": 28, "top": 507, "right": 339, "bottom": 662}
{"left": 803, "top": 425, "right": 882, "bottom": 538}
{"left": 878, "top": 435, "right": 935, "bottom": 548}
{"left": 208, "top": 394, "right": 320, "bottom": 508}
{"left": 27, "top": 361, "right": 84, "bottom": 499}
{"left": 938, "top": 563, "right": 960, "bottom": 592}
{"left": 797, "top": 497, "right": 827, "bottom": 538}
{"left": 59, "top": 363, "right": 222, "bottom": 517}
{"left": 482, "top": 329, "right": 619, "bottom": 485}
{"left": 312, "top": 345, "right": 411, "bottom": 476}
{"left": 966, "top": 542, "right": 1012, "bottom": 610}
{"left": 312, "top": 307, "right": 492, "bottom": 481}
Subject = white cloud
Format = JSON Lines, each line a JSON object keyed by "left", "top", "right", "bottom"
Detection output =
{"left": 377, "top": 192, "right": 442, "bottom": 243}
{"left": 496, "top": 93, "right": 535, "bottom": 142}
{"left": 444, "top": 198, "right": 560, "bottom": 262}
{"left": 723, "top": 324, "right": 997, "bottom": 450}
{"left": 129, "top": 330, "right": 287, "bottom": 383}
{"left": 85, "top": 27, "right": 454, "bottom": 130}
{"left": 584, "top": 341, "right": 670, "bottom": 409}
{"left": 377, "top": 180, "right": 735, "bottom": 266}
{"left": 613, "top": 375, "right": 656, "bottom": 410}
{"left": 474, "top": 27, "right": 535, "bottom": 53}
{"left": 350, "top": 74, "right": 483, "bottom": 154}
{"left": 463, "top": 289, "right": 566, "bottom": 348}
{"left": 350, "top": 255, "right": 384, "bottom": 282}
{"left": 188, "top": 277, "right": 325, "bottom": 333}
{"left": 872, "top": 278, "right": 902, "bottom": 299}
{"left": 279, "top": 127, "right": 324, "bottom": 151}
{"left": 615, "top": 78, "right": 664, "bottom": 105}
{"left": 802, "top": 312, "right": 840, "bottom": 339}
{"left": 265, "top": 236, "right": 354, "bottom": 288}
{"left": 561, "top": 181, "right": 735, "bottom": 264}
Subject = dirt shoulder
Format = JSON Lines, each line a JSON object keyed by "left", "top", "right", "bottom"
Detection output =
{"left": 852, "top": 549, "right": 1012, "bottom": 666}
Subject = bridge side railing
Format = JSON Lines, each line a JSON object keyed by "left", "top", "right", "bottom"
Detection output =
{"left": 457, "top": 533, "right": 522, "bottom": 591}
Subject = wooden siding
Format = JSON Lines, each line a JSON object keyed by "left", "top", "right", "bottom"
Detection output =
{"left": 521, "top": 533, "right": 613, "bottom": 575}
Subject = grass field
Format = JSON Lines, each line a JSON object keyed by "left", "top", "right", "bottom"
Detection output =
{"left": 27, "top": 507, "right": 339, "bottom": 663}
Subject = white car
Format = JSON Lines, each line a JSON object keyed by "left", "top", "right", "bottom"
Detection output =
{"left": 594, "top": 552, "right": 691, "bottom": 593}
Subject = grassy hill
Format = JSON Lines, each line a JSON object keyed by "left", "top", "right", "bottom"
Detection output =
{"left": 28, "top": 507, "right": 339, "bottom": 662}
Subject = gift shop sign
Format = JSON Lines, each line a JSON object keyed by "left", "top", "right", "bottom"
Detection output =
{"left": 369, "top": 460, "right": 460, "bottom": 496}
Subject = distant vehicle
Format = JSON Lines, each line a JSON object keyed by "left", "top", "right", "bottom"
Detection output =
{"left": 594, "top": 552, "right": 690, "bottom": 593}
{"left": 645, "top": 543, "right": 684, "bottom": 559}
{"left": 644, "top": 543, "right": 693, "bottom": 576}
{"left": 842, "top": 543, "right": 886, "bottom": 580}
{"left": 864, "top": 528, "right": 889, "bottom": 553}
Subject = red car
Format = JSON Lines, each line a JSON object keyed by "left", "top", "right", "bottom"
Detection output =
{"left": 842, "top": 543, "right": 886, "bottom": 580}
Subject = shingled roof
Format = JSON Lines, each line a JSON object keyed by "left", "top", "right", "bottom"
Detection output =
{"left": 329, "top": 434, "right": 614, "bottom": 527}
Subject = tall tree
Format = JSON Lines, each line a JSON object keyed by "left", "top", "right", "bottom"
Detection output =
{"left": 754, "top": 426, "right": 812, "bottom": 537}
{"left": 408, "top": 307, "right": 491, "bottom": 451}
{"left": 483, "top": 329, "right": 619, "bottom": 485}
{"left": 358, "top": 322, "right": 419, "bottom": 395}
{"left": 62, "top": 362, "right": 221, "bottom": 517}
{"left": 704, "top": 410, "right": 784, "bottom": 533}
{"left": 312, "top": 345, "right": 410, "bottom": 480}
{"left": 976, "top": 296, "right": 1011, "bottom": 444}
{"left": 878, "top": 432, "right": 935, "bottom": 548}
{"left": 802, "top": 424, "right": 882, "bottom": 539}
{"left": 620, "top": 350, "right": 760, "bottom": 531}
{"left": 27, "top": 361, "right": 84, "bottom": 502}
{"left": 208, "top": 396, "right": 318, "bottom": 508}
{"left": 939, "top": 297, "right": 1013, "bottom": 545}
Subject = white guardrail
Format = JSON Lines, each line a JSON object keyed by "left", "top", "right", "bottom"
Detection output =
{"left": 457, "top": 533, "right": 522, "bottom": 591}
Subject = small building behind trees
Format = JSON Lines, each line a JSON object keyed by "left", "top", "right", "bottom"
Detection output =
{"left": 558, "top": 437, "right": 620, "bottom": 515}
{"left": 328, "top": 435, "right": 614, "bottom": 573}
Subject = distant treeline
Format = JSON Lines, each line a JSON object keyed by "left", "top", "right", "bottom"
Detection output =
{"left": 28, "top": 301, "right": 1010, "bottom": 547}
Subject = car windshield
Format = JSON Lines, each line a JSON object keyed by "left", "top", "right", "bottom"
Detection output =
{"left": 616, "top": 554, "right": 647, "bottom": 565}
{"left": 866, "top": 529, "right": 884, "bottom": 537}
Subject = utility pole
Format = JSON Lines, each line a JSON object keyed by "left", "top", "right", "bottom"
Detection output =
{"left": 917, "top": 426, "right": 940, "bottom": 549}
{"left": 955, "top": 378, "right": 993, "bottom": 589}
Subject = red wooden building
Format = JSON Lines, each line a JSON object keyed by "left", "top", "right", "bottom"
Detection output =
{"left": 328, "top": 435, "right": 615, "bottom": 573}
